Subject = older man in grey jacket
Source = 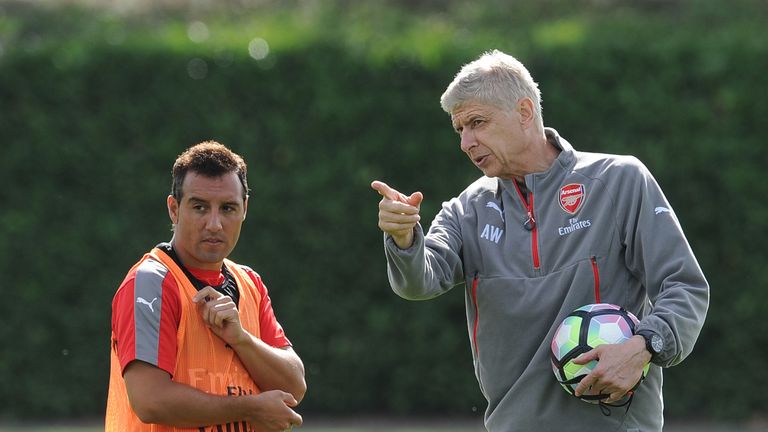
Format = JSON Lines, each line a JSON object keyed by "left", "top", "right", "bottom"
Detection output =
{"left": 372, "top": 50, "right": 708, "bottom": 432}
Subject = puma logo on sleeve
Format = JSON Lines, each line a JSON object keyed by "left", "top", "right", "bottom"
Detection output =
{"left": 136, "top": 297, "right": 158, "bottom": 313}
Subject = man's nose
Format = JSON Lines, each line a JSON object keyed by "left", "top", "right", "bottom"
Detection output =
{"left": 205, "top": 210, "right": 223, "bottom": 231}
{"left": 460, "top": 129, "right": 477, "bottom": 153}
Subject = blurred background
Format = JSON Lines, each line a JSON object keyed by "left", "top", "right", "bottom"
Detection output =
{"left": 0, "top": 0, "right": 766, "bottom": 429}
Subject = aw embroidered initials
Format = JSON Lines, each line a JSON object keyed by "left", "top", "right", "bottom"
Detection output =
{"left": 480, "top": 224, "right": 504, "bottom": 244}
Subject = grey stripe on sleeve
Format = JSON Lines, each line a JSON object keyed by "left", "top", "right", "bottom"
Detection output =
{"left": 134, "top": 258, "right": 168, "bottom": 367}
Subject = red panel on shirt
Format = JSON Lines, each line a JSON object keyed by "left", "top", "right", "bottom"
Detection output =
{"left": 243, "top": 269, "right": 292, "bottom": 348}
{"left": 111, "top": 277, "right": 136, "bottom": 370}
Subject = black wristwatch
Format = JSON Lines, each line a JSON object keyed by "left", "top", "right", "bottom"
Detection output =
{"left": 636, "top": 330, "right": 663, "bottom": 361}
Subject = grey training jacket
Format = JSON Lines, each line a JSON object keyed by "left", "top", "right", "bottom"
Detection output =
{"left": 384, "top": 128, "right": 709, "bottom": 432}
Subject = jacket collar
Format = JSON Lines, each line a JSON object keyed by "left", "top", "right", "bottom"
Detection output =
{"left": 496, "top": 127, "right": 576, "bottom": 196}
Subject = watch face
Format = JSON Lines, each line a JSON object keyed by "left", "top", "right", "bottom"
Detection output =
{"left": 650, "top": 334, "right": 663, "bottom": 353}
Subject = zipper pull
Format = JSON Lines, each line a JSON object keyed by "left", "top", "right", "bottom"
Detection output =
{"left": 523, "top": 212, "right": 536, "bottom": 231}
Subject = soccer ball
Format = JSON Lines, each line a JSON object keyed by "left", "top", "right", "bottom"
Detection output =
{"left": 550, "top": 303, "right": 649, "bottom": 403}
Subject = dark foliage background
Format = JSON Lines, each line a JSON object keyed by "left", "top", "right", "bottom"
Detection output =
{"left": 0, "top": 0, "right": 765, "bottom": 422}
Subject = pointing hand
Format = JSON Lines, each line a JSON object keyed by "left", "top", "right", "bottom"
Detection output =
{"left": 371, "top": 180, "right": 423, "bottom": 249}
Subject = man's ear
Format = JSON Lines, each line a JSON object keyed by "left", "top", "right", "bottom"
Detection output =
{"left": 517, "top": 97, "right": 536, "bottom": 128}
{"left": 242, "top": 196, "right": 248, "bottom": 221}
{"left": 167, "top": 195, "right": 179, "bottom": 225}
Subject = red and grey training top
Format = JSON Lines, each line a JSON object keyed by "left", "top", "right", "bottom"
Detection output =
{"left": 112, "top": 246, "right": 290, "bottom": 377}
{"left": 383, "top": 128, "right": 709, "bottom": 432}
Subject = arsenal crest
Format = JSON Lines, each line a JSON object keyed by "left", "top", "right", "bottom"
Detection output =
{"left": 559, "top": 183, "right": 585, "bottom": 214}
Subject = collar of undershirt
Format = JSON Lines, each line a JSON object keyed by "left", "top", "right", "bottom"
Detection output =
{"left": 155, "top": 242, "right": 240, "bottom": 306}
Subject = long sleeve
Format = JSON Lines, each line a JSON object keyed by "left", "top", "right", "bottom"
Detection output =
{"left": 384, "top": 197, "right": 466, "bottom": 300}
{"left": 616, "top": 158, "right": 710, "bottom": 367}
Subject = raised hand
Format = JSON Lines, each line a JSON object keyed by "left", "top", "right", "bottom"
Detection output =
{"left": 371, "top": 180, "right": 423, "bottom": 249}
{"left": 193, "top": 286, "right": 245, "bottom": 347}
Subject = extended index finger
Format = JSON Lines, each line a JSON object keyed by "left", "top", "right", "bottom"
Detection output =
{"left": 371, "top": 180, "right": 403, "bottom": 201}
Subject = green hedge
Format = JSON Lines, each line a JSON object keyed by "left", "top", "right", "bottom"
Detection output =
{"left": 0, "top": 0, "right": 765, "bottom": 422}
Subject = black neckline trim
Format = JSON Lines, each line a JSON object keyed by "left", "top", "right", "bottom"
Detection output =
{"left": 155, "top": 242, "right": 240, "bottom": 305}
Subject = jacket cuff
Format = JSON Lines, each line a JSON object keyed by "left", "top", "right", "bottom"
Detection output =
{"left": 383, "top": 224, "right": 423, "bottom": 254}
{"left": 635, "top": 318, "right": 676, "bottom": 367}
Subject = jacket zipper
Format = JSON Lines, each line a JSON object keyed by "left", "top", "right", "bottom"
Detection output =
{"left": 512, "top": 180, "right": 541, "bottom": 270}
{"left": 590, "top": 256, "right": 601, "bottom": 303}
{"left": 471, "top": 272, "right": 480, "bottom": 356}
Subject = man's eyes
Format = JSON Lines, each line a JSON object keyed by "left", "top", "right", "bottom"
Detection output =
{"left": 192, "top": 205, "right": 237, "bottom": 213}
{"left": 455, "top": 118, "right": 485, "bottom": 133}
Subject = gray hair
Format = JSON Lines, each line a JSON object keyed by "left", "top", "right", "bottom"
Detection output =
{"left": 440, "top": 50, "right": 543, "bottom": 130}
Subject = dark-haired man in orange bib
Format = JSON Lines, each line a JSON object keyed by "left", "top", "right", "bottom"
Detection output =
{"left": 106, "top": 141, "right": 305, "bottom": 432}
